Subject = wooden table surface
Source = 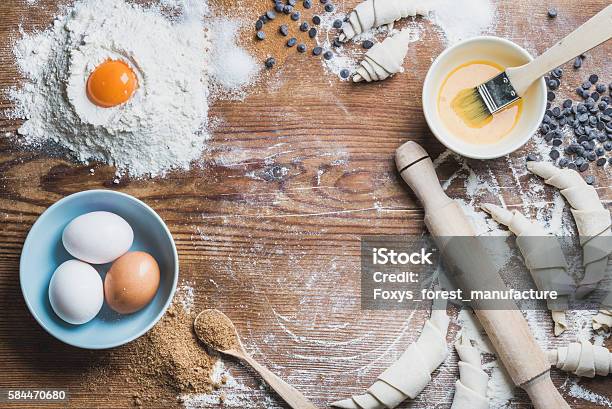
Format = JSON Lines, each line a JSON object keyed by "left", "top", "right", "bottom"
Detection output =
{"left": 0, "top": 0, "right": 611, "bottom": 408}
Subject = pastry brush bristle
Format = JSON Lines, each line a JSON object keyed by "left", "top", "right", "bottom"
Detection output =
{"left": 451, "top": 87, "right": 492, "bottom": 128}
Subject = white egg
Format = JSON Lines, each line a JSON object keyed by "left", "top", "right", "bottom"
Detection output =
{"left": 48, "top": 260, "right": 104, "bottom": 325}
{"left": 62, "top": 211, "right": 133, "bottom": 264}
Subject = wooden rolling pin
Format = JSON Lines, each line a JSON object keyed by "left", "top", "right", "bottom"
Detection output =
{"left": 395, "top": 141, "right": 569, "bottom": 409}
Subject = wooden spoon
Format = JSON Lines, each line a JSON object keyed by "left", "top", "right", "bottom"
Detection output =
{"left": 194, "top": 309, "right": 318, "bottom": 409}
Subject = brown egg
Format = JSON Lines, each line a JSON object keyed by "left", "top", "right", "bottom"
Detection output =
{"left": 104, "top": 251, "right": 160, "bottom": 314}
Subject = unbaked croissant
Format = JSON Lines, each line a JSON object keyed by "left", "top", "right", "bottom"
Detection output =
{"left": 353, "top": 28, "right": 413, "bottom": 82}
{"left": 547, "top": 340, "right": 612, "bottom": 377}
{"left": 593, "top": 308, "right": 612, "bottom": 332}
{"left": 527, "top": 162, "right": 612, "bottom": 299}
{"left": 339, "top": 0, "right": 430, "bottom": 42}
{"left": 481, "top": 203, "right": 574, "bottom": 336}
{"left": 330, "top": 299, "right": 449, "bottom": 409}
{"left": 593, "top": 289, "right": 612, "bottom": 332}
{"left": 451, "top": 334, "right": 489, "bottom": 409}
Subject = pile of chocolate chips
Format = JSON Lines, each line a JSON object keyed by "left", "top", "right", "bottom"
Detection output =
{"left": 535, "top": 67, "right": 612, "bottom": 184}
{"left": 256, "top": 0, "right": 341, "bottom": 69}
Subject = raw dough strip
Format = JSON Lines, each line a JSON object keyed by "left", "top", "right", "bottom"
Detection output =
{"left": 593, "top": 308, "right": 612, "bottom": 332}
{"left": 481, "top": 203, "right": 574, "bottom": 336}
{"left": 353, "top": 28, "right": 413, "bottom": 83}
{"left": 340, "top": 0, "right": 430, "bottom": 42}
{"left": 547, "top": 340, "right": 612, "bottom": 377}
{"left": 593, "top": 290, "right": 612, "bottom": 332}
{"left": 451, "top": 334, "right": 489, "bottom": 409}
{"left": 527, "top": 162, "right": 612, "bottom": 299}
{"left": 330, "top": 298, "right": 449, "bottom": 409}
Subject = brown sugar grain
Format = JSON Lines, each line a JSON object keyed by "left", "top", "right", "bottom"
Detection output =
{"left": 194, "top": 309, "right": 239, "bottom": 351}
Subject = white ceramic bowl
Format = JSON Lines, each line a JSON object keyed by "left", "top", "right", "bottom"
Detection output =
{"left": 422, "top": 36, "right": 547, "bottom": 159}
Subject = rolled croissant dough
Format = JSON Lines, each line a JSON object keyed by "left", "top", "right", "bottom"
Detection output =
{"left": 548, "top": 340, "right": 612, "bottom": 377}
{"left": 527, "top": 162, "right": 612, "bottom": 298}
{"left": 481, "top": 203, "right": 574, "bottom": 336}
{"left": 451, "top": 334, "right": 489, "bottom": 409}
{"left": 331, "top": 299, "right": 449, "bottom": 409}
{"left": 340, "top": 0, "right": 430, "bottom": 42}
{"left": 353, "top": 29, "right": 414, "bottom": 83}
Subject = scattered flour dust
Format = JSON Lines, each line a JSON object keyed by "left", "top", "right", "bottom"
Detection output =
{"left": 182, "top": 361, "right": 282, "bottom": 409}
{"left": 175, "top": 281, "right": 196, "bottom": 313}
{"left": 565, "top": 378, "right": 612, "bottom": 408}
{"left": 429, "top": 0, "right": 496, "bottom": 44}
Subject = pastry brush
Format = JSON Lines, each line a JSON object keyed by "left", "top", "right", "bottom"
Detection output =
{"left": 456, "top": 4, "right": 612, "bottom": 125}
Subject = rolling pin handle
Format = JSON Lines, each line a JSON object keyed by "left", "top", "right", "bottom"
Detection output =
{"left": 522, "top": 372, "right": 570, "bottom": 409}
{"left": 395, "top": 141, "right": 453, "bottom": 211}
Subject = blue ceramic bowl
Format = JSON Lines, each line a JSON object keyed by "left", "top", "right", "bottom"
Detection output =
{"left": 20, "top": 190, "right": 178, "bottom": 349}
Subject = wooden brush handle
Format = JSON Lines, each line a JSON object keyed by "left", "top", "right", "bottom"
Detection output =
{"left": 395, "top": 142, "right": 569, "bottom": 409}
{"left": 506, "top": 4, "right": 612, "bottom": 96}
{"left": 236, "top": 351, "right": 318, "bottom": 409}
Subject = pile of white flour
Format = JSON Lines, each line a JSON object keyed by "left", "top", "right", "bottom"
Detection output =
{"left": 8, "top": 0, "right": 210, "bottom": 177}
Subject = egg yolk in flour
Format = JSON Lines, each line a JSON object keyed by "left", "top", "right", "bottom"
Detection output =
{"left": 86, "top": 60, "right": 138, "bottom": 108}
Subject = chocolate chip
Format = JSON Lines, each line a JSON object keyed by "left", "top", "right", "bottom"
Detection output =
{"left": 287, "top": 37, "right": 297, "bottom": 47}
{"left": 303, "top": 0, "right": 312, "bottom": 8}
{"left": 563, "top": 99, "right": 572, "bottom": 109}
{"left": 256, "top": 19, "right": 264, "bottom": 30}
{"left": 549, "top": 149, "right": 560, "bottom": 160}
{"left": 291, "top": 12, "right": 300, "bottom": 21}
{"left": 340, "top": 69, "right": 350, "bottom": 79}
{"left": 573, "top": 57, "right": 582, "bottom": 69}
{"left": 547, "top": 91, "right": 556, "bottom": 101}
{"left": 333, "top": 19, "right": 342, "bottom": 29}
{"left": 312, "top": 46, "right": 323, "bottom": 56}
{"left": 279, "top": 24, "right": 289, "bottom": 36}
{"left": 256, "top": 31, "right": 266, "bottom": 40}
{"left": 558, "top": 158, "right": 569, "bottom": 167}
{"left": 579, "top": 162, "right": 589, "bottom": 172}
{"left": 323, "top": 51, "right": 333, "bottom": 60}
{"left": 589, "top": 74, "right": 599, "bottom": 84}
{"left": 362, "top": 40, "right": 374, "bottom": 49}
{"left": 300, "top": 22, "right": 309, "bottom": 31}
{"left": 264, "top": 57, "right": 276, "bottom": 68}
{"left": 297, "top": 43, "right": 306, "bottom": 53}
{"left": 547, "top": 8, "right": 557, "bottom": 18}
{"left": 585, "top": 175, "right": 595, "bottom": 184}
{"left": 308, "top": 27, "right": 317, "bottom": 38}
{"left": 324, "top": 3, "right": 334, "bottom": 12}
{"left": 312, "top": 15, "right": 321, "bottom": 25}
{"left": 266, "top": 10, "right": 276, "bottom": 20}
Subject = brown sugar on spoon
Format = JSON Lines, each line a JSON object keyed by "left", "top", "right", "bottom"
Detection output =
{"left": 193, "top": 309, "right": 239, "bottom": 351}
